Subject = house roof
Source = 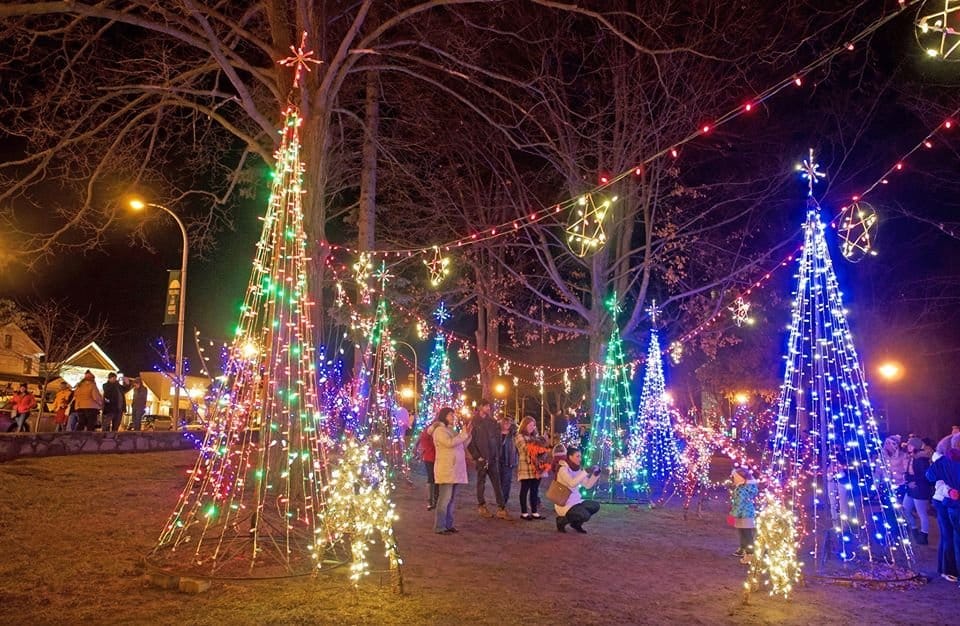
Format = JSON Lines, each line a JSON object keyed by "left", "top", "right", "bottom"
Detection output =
{"left": 62, "top": 342, "right": 120, "bottom": 372}
{"left": 0, "top": 322, "right": 43, "bottom": 356}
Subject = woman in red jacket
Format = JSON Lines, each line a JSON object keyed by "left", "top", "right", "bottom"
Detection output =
{"left": 12, "top": 384, "right": 37, "bottom": 432}
{"left": 417, "top": 419, "right": 441, "bottom": 510}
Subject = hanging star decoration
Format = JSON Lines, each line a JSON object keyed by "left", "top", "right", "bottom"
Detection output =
{"left": 669, "top": 340, "right": 684, "bottom": 365}
{"left": 566, "top": 193, "right": 614, "bottom": 257}
{"left": 457, "top": 343, "right": 471, "bottom": 360}
{"left": 797, "top": 148, "right": 826, "bottom": 197}
{"left": 917, "top": 1, "right": 960, "bottom": 60}
{"left": 433, "top": 302, "right": 451, "bottom": 325}
{"left": 837, "top": 200, "right": 879, "bottom": 263}
{"left": 279, "top": 31, "right": 323, "bottom": 88}
{"left": 415, "top": 319, "right": 429, "bottom": 340}
{"left": 729, "top": 297, "right": 755, "bottom": 327}
{"left": 424, "top": 246, "right": 451, "bottom": 287}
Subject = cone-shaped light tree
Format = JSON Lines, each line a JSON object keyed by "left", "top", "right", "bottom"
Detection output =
{"left": 766, "top": 151, "right": 913, "bottom": 570}
{"left": 151, "top": 105, "right": 330, "bottom": 577}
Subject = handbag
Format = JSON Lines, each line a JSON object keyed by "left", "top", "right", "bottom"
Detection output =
{"left": 545, "top": 479, "right": 572, "bottom": 506}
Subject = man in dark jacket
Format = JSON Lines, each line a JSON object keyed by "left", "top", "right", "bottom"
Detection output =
{"left": 468, "top": 399, "right": 510, "bottom": 519}
{"left": 101, "top": 372, "right": 131, "bottom": 432}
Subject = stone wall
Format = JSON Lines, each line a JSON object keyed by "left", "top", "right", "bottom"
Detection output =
{"left": 0, "top": 431, "right": 201, "bottom": 463}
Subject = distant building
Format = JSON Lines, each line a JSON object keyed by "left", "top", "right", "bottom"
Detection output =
{"left": 0, "top": 323, "right": 44, "bottom": 393}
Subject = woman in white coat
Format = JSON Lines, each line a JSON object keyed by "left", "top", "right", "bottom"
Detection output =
{"left": 432, "top": 406, "right": 472, "bottom": 534}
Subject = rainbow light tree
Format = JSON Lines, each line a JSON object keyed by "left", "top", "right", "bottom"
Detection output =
{"left": 415, "top": 303, "right": 455, "bottom": 431}
{"left": 632, "top": 306, "right": 682, "bottom": 483}
{"left": 150, "top": 105, "right": 331, "bottom": 577}
{"left": 766, "top": 151, "right": 913, "bottom": 572}
{"left": 586, "top": 294, "right": 645, "bottom": 498}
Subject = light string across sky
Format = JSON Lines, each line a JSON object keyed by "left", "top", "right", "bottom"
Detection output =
{"left": 325, "top": 0, "right": 923, "bottom": 261}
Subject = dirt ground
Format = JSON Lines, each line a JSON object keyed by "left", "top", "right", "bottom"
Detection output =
{"left": 0, "top": 450, "right": 955, "bottom": 625}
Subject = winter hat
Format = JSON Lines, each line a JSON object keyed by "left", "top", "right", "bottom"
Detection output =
{"left": 907, "top": 437, "right": 923, "bottom": 451}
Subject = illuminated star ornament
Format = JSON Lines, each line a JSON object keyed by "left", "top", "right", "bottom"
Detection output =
{"left": 566, "top": 193, "right": 614, "bottom": 257}
{"left": 797, "top": 148, "right": 826, "bottom": 196}
{"left": 917, "top": 1, "right": 960, "bottom": 60}
{"left": 373, "top": 260, "right": 393, "bottom": 291}
{"left": 837, "top": 200, "right": 879, "bottom": 263}
{"left": 279, "top": 31, "right": 323, "bottom": 87}
{"left": 645, "top": 299, "right": 662, "bottom": 326}
{"left": 668, "top": 340, "right": 684, "bottom": 365}
{"left": 433, "top": 302, "right": 451, "bottom": 325}
{"left": 728, "top": 297, "right": 754, "bottom": 327}
{"left": 424, "top": 245, "right": 451, "bottom": 287}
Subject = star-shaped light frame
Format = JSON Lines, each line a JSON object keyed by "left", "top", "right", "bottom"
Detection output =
{"left": 279, "top": 31, "right": 323, "bottom": 88}
{"left": 917, "top": 1, "right": 960, "bottom": 60}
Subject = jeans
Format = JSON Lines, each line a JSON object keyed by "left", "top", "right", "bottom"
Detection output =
{"left": 565, "top": 500, "right": 600, "bottom": 527}
{"left": 948, "top": 506, "right": 960, "bottom": 581}
{"left": 903, "top": 493, "right": 930, "bottom": 533}
{"left": 933, "top": 499, "right": 958, "bottom": 577}
{"left": 519, "top": 478, "right": 542, "bottom": 514}
{"left": 499, "top": 463, "right": 514, "bottom": 505}
{"left": 13, "top": 412, "right": 30, "bottom": 432}
{"left": 67, "top": 412, "right": 79, "bottom": 431}
{"left": 76, "top": 409, "right": 100, "bottom": 432}
{"left": 435, "top": 484, "right": 457, "bottom": 532}
{"left": 476, "top": 458, "right": 505, "bottom": 508}
{"left": 131, "top": 409, "right": 145, "bottom": 431}
{"left": 738, "top": 527, "right": 756, "bottom": 554}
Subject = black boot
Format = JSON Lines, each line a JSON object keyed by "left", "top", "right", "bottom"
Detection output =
{"left": 917, "top": 531, "right": 929, "bottom": 545}
{"left": 570, "top": 522, "right": 587, "bottom": 534}
{"left": 556, "top": 516, "right": 568, "bottom": 533}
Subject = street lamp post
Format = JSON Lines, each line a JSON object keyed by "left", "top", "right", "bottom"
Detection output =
{"left": 393, "top": 340, "right": 418, "bottom": 420}
{"left": 128, "top": 198, "right": 188, "bottom": 425}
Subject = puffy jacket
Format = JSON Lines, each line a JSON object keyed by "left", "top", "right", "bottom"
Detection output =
{"left": 102, "top": 380, "right": 130, "bottom": 415}
{"left": 417, "top": 422, "right": 439, "bottom": 462}
{"left": 433, "top": 424, "right": 471, "bottom": 485}
{"left": 73, "top": 379, "right": 103, "bottom": 410}
{"left": 730, "top": 480, "right": 758, "bottom": 522}
{"left": 53, "top": 389, "right": 73, "bottom": 411}
{"left": 13, "top": 392, "right": 36, "bottom": 414}
{"left": 553, "top": 460, "right": 599, "bottom": 516}
{"left": 927, "top": 449, "right": 960, "bottom": 507}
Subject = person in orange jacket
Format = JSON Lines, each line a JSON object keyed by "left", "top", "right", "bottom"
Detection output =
{"left": 12, "top": 384, "right": 37, "bottom": 432}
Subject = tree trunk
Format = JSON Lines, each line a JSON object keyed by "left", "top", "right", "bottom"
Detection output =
{"left": 358, "top": 69, "right": 380, "bottom": 253}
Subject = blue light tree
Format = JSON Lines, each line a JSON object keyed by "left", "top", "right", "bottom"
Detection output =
{"left": 631, "top": 306, "right": 681, "bottom": 484}
{"left": 767, "top": 151, "right": 913, "bottom": 571}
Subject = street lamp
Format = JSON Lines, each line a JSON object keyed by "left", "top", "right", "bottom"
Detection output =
{"left": 877, "top": 361, "right": 904, "bottom": 382}
{"left": 128, "top": 196, "right": 189, "bottom": 424}
{"left": 393, "top": 340, "right": 418, "bottom": 420}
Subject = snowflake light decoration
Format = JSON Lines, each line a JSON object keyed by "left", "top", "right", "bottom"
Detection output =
{"left": 433, "top": 302, "right": 451, "bottom": 325}
{"left": 728, "top": 297, "right": 755, "bottom": 327}
{"left": 457, "top": 343, "right": 471, "bottom": 360}
{"left": 797, "top": 148, "right": 826, "bottom": 196}
{"left": 279, "top": 31, "right": 323, "bottom": 88}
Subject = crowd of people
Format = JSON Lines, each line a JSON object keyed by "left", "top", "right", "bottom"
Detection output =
{"left": 1, "top": 369, "right": 149, "bottom": 433}
{"left": 879, "top": 426, "right": 960, "bottom": 585}
{"left": 416, "top": 399, "right": 603, "bottom": 535}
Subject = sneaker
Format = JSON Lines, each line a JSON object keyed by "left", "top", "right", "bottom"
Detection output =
{"left": 941, "top": 574, "right": 958, "bottom": 583}
{"left": 570, "top": 523, "right": 587, "bottom": 534}
{"left": 733, "top": 549, "right": 746, "bottom": 558}
{"left": 427, "top": 505, "right": 436, "bottom": 511}
{"left": 531, "top": 513, "right": 544, "bottom": 520}
{"left": 496, "top": 508, "right": 512, "bottom": 520}
{"left": 447, "top": 527, "right": 459, "bottom": 533}
{"left": 478, "top": 505, "right": 493, "bottom": 518}
{"left": 520, "top": 513, "right": 532, "bottom": 520}
{"left": 556, "top": 516, "right": 568, "bottom": 533}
